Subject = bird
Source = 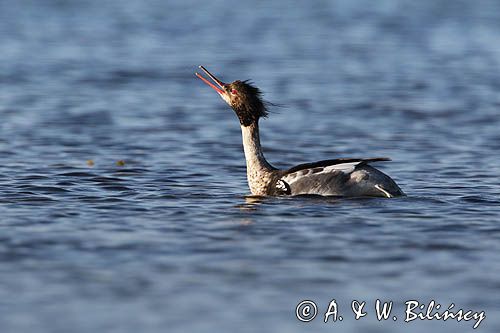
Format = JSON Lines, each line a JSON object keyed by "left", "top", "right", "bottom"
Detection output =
{"left": 195, "top": 65, "right": 404, "bottom": 198}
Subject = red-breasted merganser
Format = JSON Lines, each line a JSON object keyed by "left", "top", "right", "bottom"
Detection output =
{"left": 195, "top": 66, "right": 404, "bottom": 198}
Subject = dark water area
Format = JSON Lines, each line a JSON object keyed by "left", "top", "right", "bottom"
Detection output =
{"left": 1, "top": 0, "right": 500, "bottom": 332}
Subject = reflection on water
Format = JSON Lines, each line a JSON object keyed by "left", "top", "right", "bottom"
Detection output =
{"left": 1, "top": 0, "right": 500, "bottom": 332}
{"left": 236, "top": 196, "right": 266, "bottom": 212}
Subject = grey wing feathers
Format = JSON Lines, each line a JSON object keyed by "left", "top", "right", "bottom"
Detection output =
{"left": 284, "top": 157, "right": 390, "bottom": 174}
{"left": 281, "top": 168, "right": 350, "bottom": 195}
{"left": 279, "top": 158, "right": 394, "bottom": 196}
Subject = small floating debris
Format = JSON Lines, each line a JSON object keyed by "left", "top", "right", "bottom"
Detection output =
{"left": 116, "top": 160, "right": 126, "bottom": 167}
{"left": 86, "top": 160, "right": 95, "bottom": 167}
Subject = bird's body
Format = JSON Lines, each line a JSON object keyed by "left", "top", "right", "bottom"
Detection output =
{"left": 196, "top": 66, "right": 404, "bottom": 198}
{"left": 240, "top": 122, "right": 403, "bottom": 197}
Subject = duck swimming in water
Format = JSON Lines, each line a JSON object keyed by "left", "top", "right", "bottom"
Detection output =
{"left": 195, "top": 65, "right": 404, "bottom": 198}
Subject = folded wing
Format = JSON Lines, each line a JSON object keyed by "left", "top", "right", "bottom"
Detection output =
{"left": 279, "top": 158, "right": 392, "bottom": 196}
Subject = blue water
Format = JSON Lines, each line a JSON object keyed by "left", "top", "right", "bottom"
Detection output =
{"left": 1, "top": 0, "right": 500, "bottom": 332}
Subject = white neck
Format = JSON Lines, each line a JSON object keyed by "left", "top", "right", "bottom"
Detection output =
{"left": 240, "top": 122, "right": 275, "bottom": 195}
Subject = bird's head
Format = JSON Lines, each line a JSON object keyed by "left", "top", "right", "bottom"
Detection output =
{"left": 196, "top": 66, "right": 268, "bottom": 126}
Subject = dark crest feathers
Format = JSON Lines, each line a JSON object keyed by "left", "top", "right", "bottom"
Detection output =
{"left": 230, "top": 80, "right": 269, "bottom": 126}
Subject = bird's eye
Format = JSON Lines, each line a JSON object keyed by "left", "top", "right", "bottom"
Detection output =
{"left": 231, "top": 89, "right": 238, "bottom": 95}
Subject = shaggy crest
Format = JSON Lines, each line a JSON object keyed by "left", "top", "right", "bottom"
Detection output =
{"left": 224, "top": 80, "right": 269, "bottom": 126}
